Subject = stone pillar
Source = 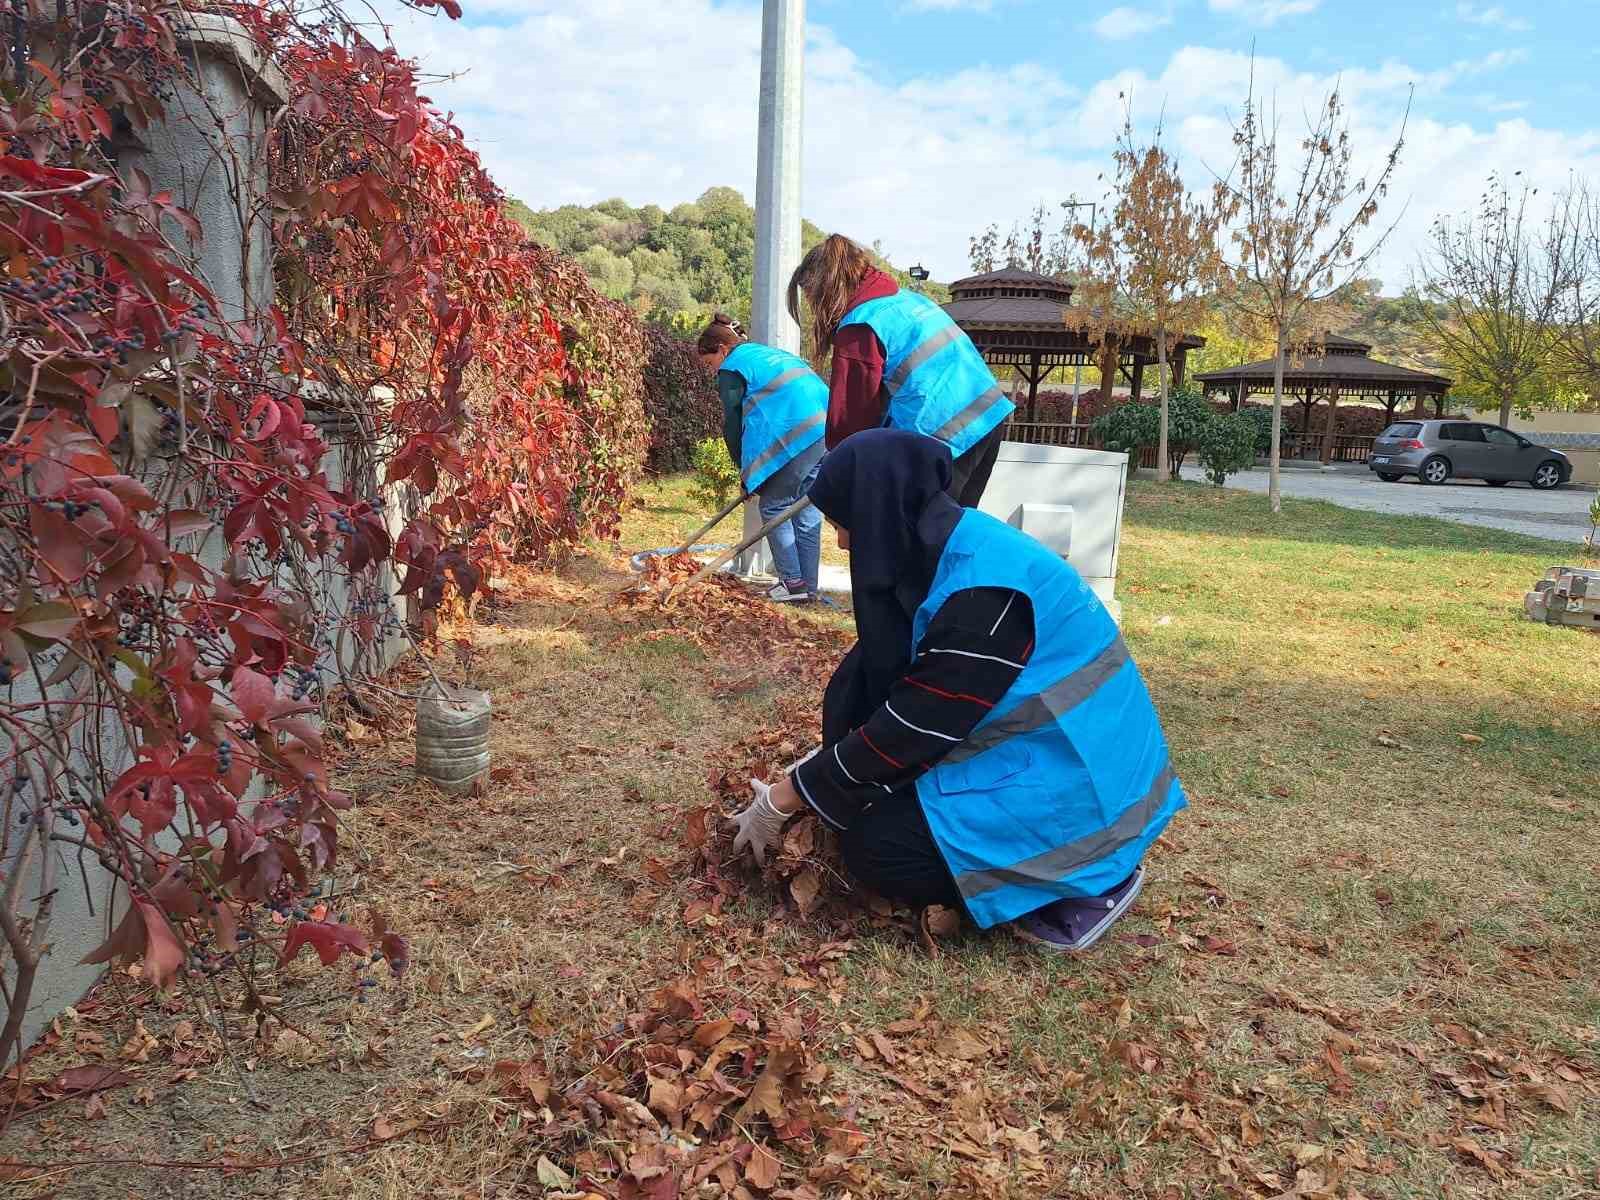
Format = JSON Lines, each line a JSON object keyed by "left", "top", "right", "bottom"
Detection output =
{"left": 112, "top": 13, "right": 288, "bottom": 324}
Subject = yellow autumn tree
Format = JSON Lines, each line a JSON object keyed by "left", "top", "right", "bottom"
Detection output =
{"left": 1074, "top": 110, "right": 1224, "bottom": 483}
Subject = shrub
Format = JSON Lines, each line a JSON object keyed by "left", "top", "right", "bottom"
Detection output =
{"left": 1164, "top": 385, "right": 1214, "bottom": 473}
{"left": 1093, "top": 385, "right": 1214, "bottom": 474}
{"left": 1238, "top": 405, "right": 1280, "bottom": 456}
{"left": 642, "top": 326, "right": 722, "bottom": 473}
{"left": 689, "top": 437, "right": 740, "bottom": 510}
{"left": 1092, "top": 402, "right": 1159, "bottom": 456}
{"left": 1198, "top": 413, "right": 1261, "bottom": 486}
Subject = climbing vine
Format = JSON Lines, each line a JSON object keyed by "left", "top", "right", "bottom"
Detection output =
{"left": 0, "top": 0, "right": 647, "bottom": 1072}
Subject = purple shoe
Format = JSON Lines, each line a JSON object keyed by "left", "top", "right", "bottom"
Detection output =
{"left": 1011, "top": 866, "right": 1146, "bottom": 953}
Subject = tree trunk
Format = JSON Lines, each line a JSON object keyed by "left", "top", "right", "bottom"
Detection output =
{"left": 1498, "top": 387, "right": 1513, "bottom": 429}
{"left": 1156, "top": 326, "right": 1170, "bottom": 484}
{"left": 1321, "top": 384, "right": 1340, "bottom": 466}
{"left": 1270, "top": 326, "right": 1285, "bottom": 514}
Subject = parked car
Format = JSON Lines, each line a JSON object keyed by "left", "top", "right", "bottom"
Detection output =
{"left": 1369, "top": 420, "right": 1572, "bottom": 489}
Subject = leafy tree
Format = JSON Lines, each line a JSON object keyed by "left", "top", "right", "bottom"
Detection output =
{"left": 513, "top": 191, "right": 842, "bottom": 329}
{"left": 1214, "top": 70, "right": 1409, "bottom": 512}
{"left": 1076, "top": 113, "right": 1225, "bottom": 482}
{"left": 1414, "top": 175, "right": 1577, "bottom": 427}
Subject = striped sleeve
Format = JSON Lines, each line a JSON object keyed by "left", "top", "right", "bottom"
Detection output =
{"left": 791, "top": 587, "right": 1034, "bottom": 831}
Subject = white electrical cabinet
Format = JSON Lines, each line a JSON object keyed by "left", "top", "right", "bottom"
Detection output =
{"left": 978, "top": 442, "right": 1130, "bottom": 618}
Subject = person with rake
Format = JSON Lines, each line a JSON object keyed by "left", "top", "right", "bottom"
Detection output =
{"left": 697, "top": 313, "right": 828, "bottom": 603}
{"left": 730, "top": 429, "right": 1185, "bottom": 951}
{"left": 786, "top": 234, "right": 1013, "bottom": 508}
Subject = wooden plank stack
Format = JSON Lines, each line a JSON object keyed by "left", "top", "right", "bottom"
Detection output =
{"left": 1525, "top": 565, "right": 1600, "bottom": 632}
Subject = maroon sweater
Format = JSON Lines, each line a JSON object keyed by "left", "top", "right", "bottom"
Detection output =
{"left": 825, "top": 268, "right": 899, "bottom": 449}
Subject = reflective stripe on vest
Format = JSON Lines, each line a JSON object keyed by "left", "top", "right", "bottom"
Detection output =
{"left": 911, "top": 510, "right": 1185, "bottom": 929}
{"left": 956, "top": 764, "right": 1175, "bottom": 902}
{"left": 722, "top": 342, "right": 828, "bottom": 492}
{"left": 838, "top": 291, "right": 1013, "bottom": 459}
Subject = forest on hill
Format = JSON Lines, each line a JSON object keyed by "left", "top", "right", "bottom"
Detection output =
{"left": 508, "top": 188, "right": 938, "bottom": 333}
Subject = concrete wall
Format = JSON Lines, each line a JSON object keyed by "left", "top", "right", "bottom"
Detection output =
{"left": 1509, "top": 411, "right": 1600, "bottom": 436}
{"left": 3, "top": 19, "right": 404, "bottom": 1052}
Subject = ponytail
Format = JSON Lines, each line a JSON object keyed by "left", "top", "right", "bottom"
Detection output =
{"left": 696, "top": 312, "right": 747, "bottom": 355}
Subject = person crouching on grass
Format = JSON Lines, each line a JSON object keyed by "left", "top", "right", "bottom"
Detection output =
{"left": 697, "top": 313, "right": 827, "bottom": 603}
{"left": 730, "top": 429, "right": 1185, "bottom": 951}
{"left": 786, "top": 234, "right": 1014, "bottom": 508}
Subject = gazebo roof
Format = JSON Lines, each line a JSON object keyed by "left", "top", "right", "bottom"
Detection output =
{"left": 1195, "top": 338, "right": 1451, "bottom": 396}
{"left": 942, "top": 267, "right": 1203, "bottom": 352}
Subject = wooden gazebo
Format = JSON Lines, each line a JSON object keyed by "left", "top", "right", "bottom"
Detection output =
{"left": 1195, "top": 334, "right": 1454, "bottom": 455}
{"left": 942, "top": 267, "right": 1205, "bottom": 422}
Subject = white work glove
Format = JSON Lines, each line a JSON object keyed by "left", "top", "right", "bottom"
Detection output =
{"left": 729, "top": 779, "right": 791, "bottom": 867}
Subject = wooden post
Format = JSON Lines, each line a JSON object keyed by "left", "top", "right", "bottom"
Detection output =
{"left": 1384, "top": 388, "right": 1398, "bottom": 423}
{"left": 1321, "top": 383, "right": 1341, "bottom": 465}
{"left": 1171, "top": 347, "right": 1187, "bottom": 389}
{"left": 1235, "top": 380, "right": 1245, "bottom": 412}
{"left": 1027, "top": 350, "right": 1041, "bottom": 422}
{"left": 1130, "top": 359, "right": 1145, "bottom": 403}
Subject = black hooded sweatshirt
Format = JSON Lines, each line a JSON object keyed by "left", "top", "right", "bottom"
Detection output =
{"left": 792, "top": 429, "right": 1035, "bottom": 830}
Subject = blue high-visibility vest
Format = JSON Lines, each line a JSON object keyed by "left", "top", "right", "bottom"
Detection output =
{"left": 912, "top": 511, "right": 1186, "bottom": 929}
{"left": 837, "top": 290, "right": 1013, "bottom": 459}
{"left": 722, "top": 342, "right": 828, "bottom": 491}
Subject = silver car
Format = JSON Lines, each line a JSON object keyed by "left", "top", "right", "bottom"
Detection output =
{"left": 1369, "top": 419, "right": 1573, "bottom": 489}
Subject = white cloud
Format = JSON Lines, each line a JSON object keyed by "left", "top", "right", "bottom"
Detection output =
{"left": 1093, "top": 6, "right": 1173, "bottom": 39}
{"left": 367, "top": 4, "right": 1598, "bottom": 291}
{"left": 1207, "top": 0, "right": 1320, "bottom": 26}
{"left": 1455, "top": 2, "right": 1531, "bottom": 32}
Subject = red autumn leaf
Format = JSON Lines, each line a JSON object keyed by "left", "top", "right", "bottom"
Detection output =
{"left": 281, "top": 920, "right": 369, "bottom": 967}
{"left": 231, "top": 665, "right": 277, "bottom": 723}
{"left": 81, "top": 900, "right": 184, "bottom": 988}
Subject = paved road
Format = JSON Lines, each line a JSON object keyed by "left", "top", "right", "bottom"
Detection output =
{"left": 1177, "top": 463, "right": 1596, "bottom": 544}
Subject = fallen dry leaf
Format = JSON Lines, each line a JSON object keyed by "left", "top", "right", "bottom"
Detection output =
{"left": 1457, "top": 732, "right": 1484, "bottom": 745}
{"left": 744, "top": 1142, "right": 781, "bottom": 1191}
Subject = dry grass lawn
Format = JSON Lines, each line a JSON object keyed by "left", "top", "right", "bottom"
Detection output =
{"left": 2, "top": 477, "right": 1597, "bottom": 1200}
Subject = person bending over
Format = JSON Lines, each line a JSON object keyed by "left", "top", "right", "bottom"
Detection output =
{"left": 786, "top": 235, "right": 1013, "bottom": 508}
{"left": 697, "top": 313, "right": 827, "bottom": 603}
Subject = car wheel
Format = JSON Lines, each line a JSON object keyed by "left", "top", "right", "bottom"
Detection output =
{"left": 1419, "top": 456, "right": 1451, "bottom": 485}
{"left": 1531, "top": 461, "right": 1563, "bottom": 490}
{"left": 1376, "top": 473, "right": 1402, "bottom": 482}
{"left": 1486, "top": 479, "right": 1508, "bottom": 487}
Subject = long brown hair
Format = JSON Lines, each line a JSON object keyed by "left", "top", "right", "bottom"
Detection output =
{"left": 695, "top": 312, "right": 746, "bottom": 355}
{"left": 787, "top": 234, "right": 874, "bottom": 365}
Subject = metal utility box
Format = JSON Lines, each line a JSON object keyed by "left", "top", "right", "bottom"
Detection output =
{"left": 978, "top": 442, "right": 1130, "bottom": 616}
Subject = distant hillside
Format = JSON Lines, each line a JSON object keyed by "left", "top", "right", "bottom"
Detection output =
{"left": 507, "top": 189, "right": 944, "bottom": 332}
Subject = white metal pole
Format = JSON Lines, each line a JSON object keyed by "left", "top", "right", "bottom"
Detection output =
{"left": 738, "top": 0, "right": 804, "bottom": 578}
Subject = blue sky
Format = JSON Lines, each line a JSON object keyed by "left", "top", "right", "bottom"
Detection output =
{"left": 373, "top": 0, "right": 1599, "bottom": 290}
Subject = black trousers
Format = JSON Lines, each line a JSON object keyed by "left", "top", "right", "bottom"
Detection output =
{"left": 948, "top": 423, "right": 1005, "bottom": 509}
{"left": 839, "top": 788, "right": 961, "bottom": 910}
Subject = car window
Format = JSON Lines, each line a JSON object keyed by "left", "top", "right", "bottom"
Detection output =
{"left": 1440, "top": 423, "right": 1485, "bottom": 442}
{"left": 1381, "top": 423, "right": 1422, "bottom": 438}
{"left": 1482, "top": 427, "right": 1521, "bottom": 447}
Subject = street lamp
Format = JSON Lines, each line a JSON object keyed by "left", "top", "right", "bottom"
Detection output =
{"left": 908, "top": 262, "right": 930, "bottom": 282}
{"left": 1061, "top": 200, "right": 1097, "bottom": 425}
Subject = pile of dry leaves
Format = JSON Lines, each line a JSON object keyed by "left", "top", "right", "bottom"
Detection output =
{"left": 466, "top": 968, "right": 870, "bottom": 1199}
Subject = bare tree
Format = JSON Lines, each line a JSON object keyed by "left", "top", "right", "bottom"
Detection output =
{"left": 1215, "top": 69, "right": 1409, "bottom": 511}
{"left": 1550, "top": 182, "right": 1600, "bottom": 399}
{"left": 1416, "top": 174, "right": 1577, "bottom": 428}
{"left": 1076, "top": 110, "right": 1225, "bottom": 482}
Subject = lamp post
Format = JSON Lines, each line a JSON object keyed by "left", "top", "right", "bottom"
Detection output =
{"left": 1062, "top": 200, "right": 1096, "bottom": 426}
{"left": 740, "top": 0, "right": 805, "bottom": 577}
{"left": 908, "top": 262, "right": 930, "bottom": 288}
